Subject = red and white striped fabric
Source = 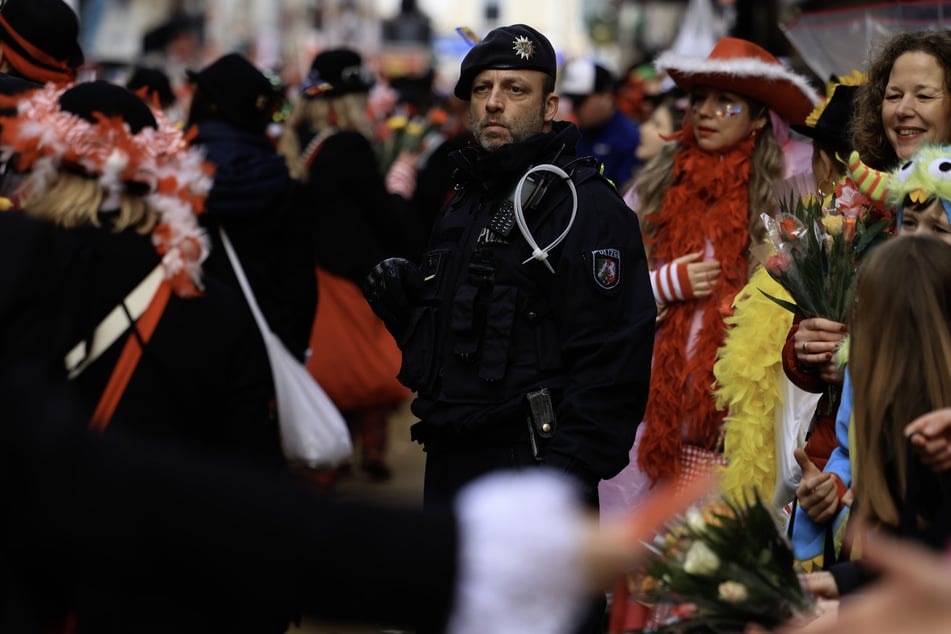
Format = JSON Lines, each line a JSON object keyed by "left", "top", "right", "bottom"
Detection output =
{"left": 650, "top": 261, "right": 695, "bottom": 305}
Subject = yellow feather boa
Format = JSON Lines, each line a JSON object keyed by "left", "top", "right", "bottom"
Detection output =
{"left": 713, "top": 267, "right": 794, "bottom": 503}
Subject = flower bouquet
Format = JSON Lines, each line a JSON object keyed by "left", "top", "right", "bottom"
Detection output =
{"left": 376, "top": 107, "right": 448, "bottom": 172}
{"left": 755, "top": 175, "right": 894, "bottom": 323}
{"left": 637, "top": 491, "right": 815, "bottom": 633}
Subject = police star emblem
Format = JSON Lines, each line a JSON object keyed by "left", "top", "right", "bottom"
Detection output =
{"left": 512, "top": 35, "right": 536, "bottom": 60}
{"left": 592, "top": 248, "right": 621, "bottom": 290}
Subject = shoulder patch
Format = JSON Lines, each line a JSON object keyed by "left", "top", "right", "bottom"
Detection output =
{"left": 591, "top": 248, "right": 620, "bottom": 290}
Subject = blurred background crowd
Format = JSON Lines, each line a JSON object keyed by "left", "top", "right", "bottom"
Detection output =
{"left": 66, "top": 0, "right": 951, "bottom": 125}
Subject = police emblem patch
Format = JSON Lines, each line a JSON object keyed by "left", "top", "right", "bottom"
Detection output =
{"left": 512, "top": 35, "right": 536, "bottom": 60}
{"left": 592, "top": 248, "right": 620, "bottom": 290}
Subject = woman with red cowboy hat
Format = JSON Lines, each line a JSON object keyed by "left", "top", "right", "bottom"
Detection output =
{"left": 603, "top": 37, "right": 817, "bottom": 631}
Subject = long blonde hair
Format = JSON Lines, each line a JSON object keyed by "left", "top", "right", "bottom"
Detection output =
{"left": 851, "top": 235, "right": 951, "bottom": 529}
{"left": 278, "top": 92, "right": 374, "bottom": 182}
{"left": 23, "top": 172, "right": 156, "bottom": 234}
{"left": 634, "top": 110, "right": 784, "bottom": 269}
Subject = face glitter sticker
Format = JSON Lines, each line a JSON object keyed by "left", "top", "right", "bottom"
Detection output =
{"left": 512, "top": 35, "right": 536, "bottom": 60}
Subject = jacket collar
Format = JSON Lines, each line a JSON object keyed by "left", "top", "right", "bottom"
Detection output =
{"left": 450, "top": 121, "right": 580, "bottom": 195}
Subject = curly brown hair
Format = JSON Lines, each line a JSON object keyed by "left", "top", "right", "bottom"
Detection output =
{"left": 852, "top": 30, "right": 951, "bottom": 171}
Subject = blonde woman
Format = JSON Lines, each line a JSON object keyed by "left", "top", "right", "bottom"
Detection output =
{"left": 629, "top": 38, "right": 817, "bottom": 488}
{"left": 280, "top": 48, "right": 423, "bottom": 481}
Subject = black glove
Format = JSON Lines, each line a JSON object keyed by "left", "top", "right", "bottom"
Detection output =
{"left": 363, "top": 257, "right": 421, "bottom": 339}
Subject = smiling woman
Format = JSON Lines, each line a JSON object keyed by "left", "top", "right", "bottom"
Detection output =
{"left": 852, "top": 30, "right": 951, "bottom": 171}
{"left": 881, "top": 51, "right": 951, "bottom": 162}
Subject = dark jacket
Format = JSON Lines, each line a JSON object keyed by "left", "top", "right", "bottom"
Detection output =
{"left": 194, "top": 120, "right": 317, "bottom": 361}
{"left": 0, "top": 211, "right": 283, "bottom": 472}
{"left": 304, "top": 129, "right": 426, "bottom": 285}
{"left": 0, "top": 360, "right": 457, "bottom": 634}
{"left": 0, "top": 212, "right": 457, "bottom": 634}
{"left": 402, "top": 121, "right": 656, "bottom": 490}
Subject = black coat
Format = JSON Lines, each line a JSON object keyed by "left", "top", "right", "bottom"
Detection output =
{"left": 0, "top": 363, "right": 458, "bottom": 634}
{"left": 304, "top": 129, "right": 427, "bottom": 286}
{"left": 0, "top": 212, "right": 458, "bottom": 633}
{"left": 0, "top": 211, "right": 283, "bottom": 469}
{"left": 194, "top": 120, "right": 318, "bottom": 361}
{"left": 402, "top": 121, "right": 656, "bottom": 495}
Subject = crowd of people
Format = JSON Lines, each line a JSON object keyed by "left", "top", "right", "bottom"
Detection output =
{"left": 5, "top": 0, "right": 951, "bottom": 632}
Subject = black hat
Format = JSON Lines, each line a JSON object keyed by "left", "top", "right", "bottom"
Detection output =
{"left": 301, "top": 48, "right": 375, "bottom": 98}
{"left": 0, "top": 0, "right": 84, "bottom": 84}
{"left": 186, "top": 53, "right": 278, "bottom": 133}
{"left": 59, "top": 80, "right": 158, "bottom": 134}
{"left": 453, "top": 24, "right": 556, "bottom": 101}
{"left": 127, "top": 66, "right": 176, "bottom": 110}
{"left": 790, "top": 84, "right": 858, "bottom": 156}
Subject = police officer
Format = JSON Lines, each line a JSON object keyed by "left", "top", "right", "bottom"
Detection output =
{"left": 367, "top": 22, "right": 654, "bottom": 507}
{"left": 365, "top": 22, "right": 655, "bottom": 632}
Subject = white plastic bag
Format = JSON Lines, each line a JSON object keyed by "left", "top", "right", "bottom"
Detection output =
{"left": 220, "top": 228, "right": 352, "bottom": 469}
{"left": 261, "top": 327, "right": 353, "bottom": 469}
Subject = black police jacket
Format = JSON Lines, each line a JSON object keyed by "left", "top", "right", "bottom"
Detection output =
{"left": 400, "top": 121, "right": 656, "bottom": 482}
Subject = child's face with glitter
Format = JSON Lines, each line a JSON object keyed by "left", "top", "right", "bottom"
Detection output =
{"left": 688, "top": 87, "right": 766, "bottom": 152}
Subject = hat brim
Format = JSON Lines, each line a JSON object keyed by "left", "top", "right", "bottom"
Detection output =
{"left": 667, "top": 68, "right": 816, "bottom": 126}
{"left": 657, "top": 50, "right": 819, "bottom": 126}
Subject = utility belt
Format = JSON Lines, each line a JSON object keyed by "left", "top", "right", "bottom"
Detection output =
{"left": 411, "top": 387, "right": 558, "bottom": 460}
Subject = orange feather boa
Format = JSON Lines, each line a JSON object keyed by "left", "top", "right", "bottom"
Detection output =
{"left": 637, "top": 123, "right": 757, "bottom": 484}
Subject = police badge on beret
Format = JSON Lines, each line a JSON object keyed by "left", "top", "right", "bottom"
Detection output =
{"left": 453, "top": 23, "right": 557, "bottom": 100}
{"left": 512, "top": 35, "right": 536, "bottom": 60}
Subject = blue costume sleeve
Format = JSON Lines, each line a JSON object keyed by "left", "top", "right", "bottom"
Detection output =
{"left": 789, "top": 368, "right": 853, "bottom": 565}
{"left": 823, "top": 369, "right": 853, "bottom": 487}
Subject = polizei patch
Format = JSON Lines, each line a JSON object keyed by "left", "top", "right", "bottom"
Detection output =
{"left": 592, "top": 248, "right": 620, "bottom": 290}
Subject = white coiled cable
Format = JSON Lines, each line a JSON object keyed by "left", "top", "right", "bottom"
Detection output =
{"left": 513, "top": 164, "right": 577, "bottom": 274}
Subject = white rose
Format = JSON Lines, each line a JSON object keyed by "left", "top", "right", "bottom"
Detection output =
{"left": 683, "top": 540, "right": 720, "bottom": 576}
{"left": 718, "top": 580, "right": 749, "bottom": 602}
{"left": 686, "top": 509, "right": 706, "bottom": 533}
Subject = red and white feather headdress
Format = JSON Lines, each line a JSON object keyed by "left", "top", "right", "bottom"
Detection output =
{"left": 0, "top": 82, "right": 214, "bottom": 298}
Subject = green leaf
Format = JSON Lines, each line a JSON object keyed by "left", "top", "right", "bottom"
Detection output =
{"left": 758, "top": 289, "right": 809, "bottom": 318}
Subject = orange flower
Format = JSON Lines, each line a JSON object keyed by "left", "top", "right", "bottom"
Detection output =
{"left": 843, "top": 216, "right": 857, "bottom": 242}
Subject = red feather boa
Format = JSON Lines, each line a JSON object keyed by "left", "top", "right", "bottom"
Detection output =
{"left": 638, "top": 123, "right": 757, "bottom": 484}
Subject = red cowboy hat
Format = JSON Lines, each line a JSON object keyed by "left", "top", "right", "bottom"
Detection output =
{"left": 655, "top": 37, "right": 819, "bottom": 126}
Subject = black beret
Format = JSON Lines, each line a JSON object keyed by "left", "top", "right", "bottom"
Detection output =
{"left": 59, "top": 80, "right": 157, "bottom": 134}
{"left": 454, "top": 24, "right": 556, "bottom": 101}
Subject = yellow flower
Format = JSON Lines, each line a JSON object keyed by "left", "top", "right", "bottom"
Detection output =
{"left": 406, "top": 121, "right": 425, "bottom": 136}
{"left": 387, "top": 115, "right": 408, "bottom": 131}
{"left": 822, "top": 214, "right": 843, "bottom": 236}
